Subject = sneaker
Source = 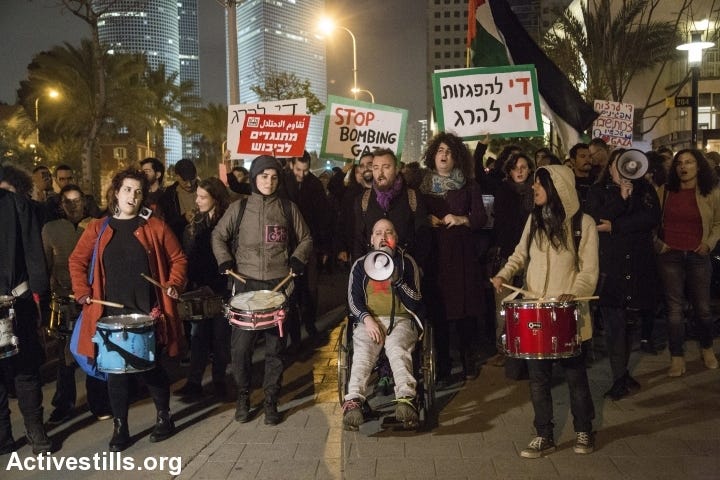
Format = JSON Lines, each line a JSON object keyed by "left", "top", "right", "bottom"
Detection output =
{"left": 520, "top": 436, "right": 556, "bottom": 459}
{"left": 394, "top": 397, "right": 419, "bottom": 428}
{"left": 573, "top": 431, "right": 594, "bottom": 454}
{"left": 342, "top": 398, "right": 364, "bottom": 431}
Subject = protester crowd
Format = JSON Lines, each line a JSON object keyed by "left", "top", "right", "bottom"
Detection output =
{"left": 0, "top": 135, "right": 718, "bottom": 460}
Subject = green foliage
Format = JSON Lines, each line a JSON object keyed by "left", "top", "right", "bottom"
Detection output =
{"left": 250, "top": 62, "right": 325, "bottom": 115}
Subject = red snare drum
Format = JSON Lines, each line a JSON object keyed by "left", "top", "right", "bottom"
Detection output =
{"left": 501, "top": 299, "right": 580, "bottom": 359}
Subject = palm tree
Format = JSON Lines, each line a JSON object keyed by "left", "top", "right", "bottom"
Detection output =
{"left": 544, "top": 0, "right": 681, "bottom": 103}
{"left": 184, "top": 102, "right": 228, "bottom": 178}
{"left": 142, "top": 63, "right": 198, "bottom": 162}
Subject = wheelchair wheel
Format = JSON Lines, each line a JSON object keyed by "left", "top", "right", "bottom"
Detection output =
{"left": 336, "top": 319, "right": 352, "bottom": 405}
{"left": 418, "top": 321, "right": 437, "bottom": 430}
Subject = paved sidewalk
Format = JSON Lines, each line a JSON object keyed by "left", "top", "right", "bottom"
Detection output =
{"left": 3, "top": 298, "right": 720, "bottom": 478}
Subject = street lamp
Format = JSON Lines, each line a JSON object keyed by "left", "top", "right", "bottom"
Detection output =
{"left": 351, "top": 88, "right": 375, "bottom": 103}
{"left": 677, "top": 30, "right": 713, "bottom": 148}
{"left": 318, "top": 18, "right": 358, "bottom": 99}
{"left": 34, "top": 88, "right": 60, "bottom": 146}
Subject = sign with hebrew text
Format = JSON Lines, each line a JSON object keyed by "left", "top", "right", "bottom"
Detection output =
{"left": 592, "top": 99, "right": 634, "bottom": 147}
{"left": 432, "top": 65, "right": 542, "bottom": 140}
{"left": 227, "top": 98, "right": 307, "bottom": 161}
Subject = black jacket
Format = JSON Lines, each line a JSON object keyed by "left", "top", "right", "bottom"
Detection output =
{"left": 283, "top": 171, "right": 332, "bottom": 254}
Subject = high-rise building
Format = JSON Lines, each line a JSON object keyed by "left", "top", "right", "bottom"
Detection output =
{"left": 96, "top": 0, "right": 201, "bottom": 164}
{"left": 234, "top": 0, "right": 327, "bottom": 156}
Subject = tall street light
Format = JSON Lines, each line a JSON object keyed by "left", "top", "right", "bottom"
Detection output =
{"left": 677, "top": 30, "right": 713, "bottom": 148}
{"left": 351, "top": 88, "right": 375, "bottom": 103}
{"left": 34, "top": 88, "right": 60, "bottom": 146}
{"left": 318, "top": 18, "right": 358, "bottom": 99}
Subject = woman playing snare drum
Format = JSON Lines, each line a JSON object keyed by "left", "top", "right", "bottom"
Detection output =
{"left": 69, "top": 168, "right": 187, "bottom": 452}
{"left": 491, "top": 165, "right": 599, "bottom": 459}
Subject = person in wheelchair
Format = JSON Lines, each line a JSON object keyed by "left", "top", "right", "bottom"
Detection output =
{"left": 343, "top": 218, "right": 424, "bottom": 431}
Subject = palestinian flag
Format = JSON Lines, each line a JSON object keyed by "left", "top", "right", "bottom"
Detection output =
{"left": 467, "top": 0, "right": 597, "bottom": 149}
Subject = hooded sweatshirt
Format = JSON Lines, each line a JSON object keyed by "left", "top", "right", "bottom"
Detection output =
{"left": 496, "top": 165, "right": 599, "bottom": 341}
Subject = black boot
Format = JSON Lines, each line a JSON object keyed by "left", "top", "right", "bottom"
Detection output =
{"left": 26, "top": 425, "right": 51, "bottom": 455}
{"left": 235, "top": 392, "right": 250, "bottom": 423}
{"left": 109, "top": 418, "right": 130, "bottom": 452}
{"left": 149, "top": 410, "right": 175, "bottom": 443}
{"left": 264, "top": 398, "right": 283, "bottom": 426}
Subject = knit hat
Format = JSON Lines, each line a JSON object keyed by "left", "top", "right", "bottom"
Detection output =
{"left": 250, "top": 155, "right": 281, "bottom": 181}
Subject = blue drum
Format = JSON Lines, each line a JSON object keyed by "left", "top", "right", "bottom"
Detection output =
{"left": 93, "top": 314, "right": 156, "bottom": 373}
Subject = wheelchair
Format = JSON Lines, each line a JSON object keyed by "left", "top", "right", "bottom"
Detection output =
{"left": 337, "top": 315, "right": 437, "bottom": 431}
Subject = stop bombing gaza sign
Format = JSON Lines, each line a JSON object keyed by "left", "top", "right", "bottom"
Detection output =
{"left": 321, "top": 95, "right": 408, "bottom": 161}
{"left": 432, "top": 65, "right": 543, "bottom": 140}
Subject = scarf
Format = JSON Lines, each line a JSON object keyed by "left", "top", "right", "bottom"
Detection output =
{"left": 375, "top": 175, "right": 404, "bottom": 211}
{"left": 419, "top": 168, "right": 466, "bottom": 196}
{"left": 508, "top": 179, "right": 535, "bottom": 213}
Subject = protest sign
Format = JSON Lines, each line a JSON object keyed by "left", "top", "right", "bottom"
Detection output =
{"left": 321, "top": 96, "right": 408, "bottom": 161}
{"left": 237, "top": 114, "right": 310, "bottom": 157}
{"left": 432, "top": 65, "right": 542, "bottom": 140}
{"left": 592, "top": 100, "right": 634, "bottom": 147}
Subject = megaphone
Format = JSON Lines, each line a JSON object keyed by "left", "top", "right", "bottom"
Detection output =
{"left": 363, "top": 248, "right": 395, "bottom": 281}
{"left": 616, "top": 149, "right": 649, "bottom": 180}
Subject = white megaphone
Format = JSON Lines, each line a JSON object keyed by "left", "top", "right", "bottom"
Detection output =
{"left": 363, "top": 247, "right": 395, "bottom": 281}
{"left": 616, "top": 149, "right": 649, "bottom": 180}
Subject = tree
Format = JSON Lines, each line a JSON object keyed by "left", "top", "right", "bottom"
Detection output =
{"left": 543, "top": 0, "right": 687, "bottom": 136}
{"left": 184, "top": 102, "right": 228, "bottom": 178}
{"left": 250, "top": 62, "right": 325, "bottom": 115}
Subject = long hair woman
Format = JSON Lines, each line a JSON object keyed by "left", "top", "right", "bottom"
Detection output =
{"left": 175, "top": 177, "right": 232, "bottom": 398}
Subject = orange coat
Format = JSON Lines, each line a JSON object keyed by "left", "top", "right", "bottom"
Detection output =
{"left": 68, "top": 215, "right": 187, "bottom": 358}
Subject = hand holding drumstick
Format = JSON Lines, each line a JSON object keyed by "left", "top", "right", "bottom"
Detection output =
{"left": 140, "top": 273, "right": 180, "bottom": 300}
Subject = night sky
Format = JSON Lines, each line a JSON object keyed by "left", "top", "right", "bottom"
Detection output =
{"left": 0, "top": 0, "right": 427, "bottom": 121}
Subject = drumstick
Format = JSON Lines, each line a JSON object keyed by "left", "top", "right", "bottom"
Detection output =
{"left": 500, "top": 282, "right": 541, "bottom": 299}
{"left": 141, "top": 273, "right": 164, "bottom": 289}
{"left": 68, "top": 294, "right": 125, "bottom": 309}
{"left": 574, "top": 296, "right": 600, "bottom": 302}
{"left": 225, "top": 270, "right": 247, "bottom": 284}
{"left": 271, "top": 272, "right": 296, "bottom": 292}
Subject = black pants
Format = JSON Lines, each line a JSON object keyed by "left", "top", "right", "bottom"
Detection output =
{"left": 229, "top": 278, "right": 290, "bottom": 399}
{"left": 601, "top": 307, "right": 636, "bottom": 382}
{"left": 187, "top": 315, "right": 231, "bottom": 385}
{"left": 0, "top": 297, "right": 44, "bottom": 448}
{"left": 527, "top": 346, "right": 595, "bottom": 438}
{"left": 107, "top": 362, "right": 170, "bottom": 420}
{"left": 435, "top": 317, "right": 476, "bottom": 378}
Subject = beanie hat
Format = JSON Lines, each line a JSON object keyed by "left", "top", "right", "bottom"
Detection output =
{"left": 250, "top": 155, "right": 281, "bottom": 181}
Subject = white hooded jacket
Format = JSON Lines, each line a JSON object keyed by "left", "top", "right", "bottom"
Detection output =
{"left": 496, "top": 165, "right": 599, "bottom": 341}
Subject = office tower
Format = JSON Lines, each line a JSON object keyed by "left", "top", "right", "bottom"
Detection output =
{"left": 96, "top": 0, "right": 201, "bottom": 164}
{"left": 234, "top": 0, "right": 326, "bottom": 155}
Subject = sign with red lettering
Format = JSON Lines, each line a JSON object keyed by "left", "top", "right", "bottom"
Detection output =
{"left": 227, "top": 98, "right": 307, "bottom": 161}
{"left": 321, "top": 96, "right": 408, "bottom": 161}
{"left": 432, "top": 65, "right": 542, "bottom": 140}
{"left": 237, "top": 114, "right": 310, "bottom": 157}
{"left": 592, "top": 99, "right": 634, "bottom": 147}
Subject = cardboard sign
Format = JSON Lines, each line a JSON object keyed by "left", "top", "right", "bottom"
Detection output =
{"left": 592, "top": 100, "right": 634, "bottom": 147}
{"left": 432, "top": 65, "right": 543, "bottom": 140}
{"left": 227, "top": 98, "right": 307, "bottom": 160}
{"left": 321, "top": 95, "right": 408, "bottom": 161}
{"left": 237, "top": 114, "right": 310, "bottom": 157}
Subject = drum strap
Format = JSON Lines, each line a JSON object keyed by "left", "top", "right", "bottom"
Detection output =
{"left": 96, "top": 328, "right": 155, "bottom": 371}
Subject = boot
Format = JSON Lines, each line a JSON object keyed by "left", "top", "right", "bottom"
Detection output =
{"left": 264, "top": 398, "right": 283, "bottom": 426}
{"left": 235, "top": 392, "right": 250, "bottom": 423}
{"left": 702, "top": 348, "right": 719, "bottom": 369}
{"left": 668, "top": 356, "right": 686, "bottom": 377}
{"left": 149, "top": 410, "right": 175, "bottom": 443}
{"left": 463, "top": 352, "right": 479, "bottom": 380}
{"left": 25, "top": 425, "right": 51, "bottom": 455}
{"left": 109, "top": 418, "right": 130, "bottom": 452}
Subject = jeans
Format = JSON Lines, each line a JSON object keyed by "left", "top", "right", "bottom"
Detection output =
{"left": 657, "top": 250, "right": 713, "bottom": 356}
{"left": 527, "top": 347, "right": 595, "bottom": 438}
{"left": 601, "top": 307, "right": 635, "bottom": 382}
{"left": 187, "top": 315, "right": 231, "bottom": 385}
{"left": 346, "top": 316, "right": 417, "bottom": 401}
